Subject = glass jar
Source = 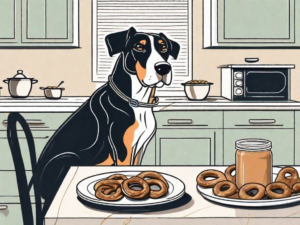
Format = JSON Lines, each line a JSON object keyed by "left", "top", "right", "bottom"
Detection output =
{"left": 235, "top": 138, "right": 272, "bottom": 189}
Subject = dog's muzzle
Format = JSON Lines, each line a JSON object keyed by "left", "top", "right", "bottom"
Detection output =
{"left": 155, "top": 62, "right": 171, "bottom": 76}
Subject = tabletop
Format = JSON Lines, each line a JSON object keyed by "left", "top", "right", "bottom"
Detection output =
{"left": 45, "top": 166, "right": 300, "bottom": 225}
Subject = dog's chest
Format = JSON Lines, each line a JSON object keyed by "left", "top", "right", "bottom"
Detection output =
{"left": 131, "top": 107, "right": 155, "bottom": 149}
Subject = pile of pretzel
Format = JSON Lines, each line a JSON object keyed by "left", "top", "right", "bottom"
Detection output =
{"left": 94, "top": 171, "right": 169, "bottom": 201}
{"left": 197, "top": 165, "right": 300, "bottom": 200}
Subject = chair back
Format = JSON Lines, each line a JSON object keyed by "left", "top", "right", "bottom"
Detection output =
{"left": 6, "top": 112, "right": 43, "bottom": 225}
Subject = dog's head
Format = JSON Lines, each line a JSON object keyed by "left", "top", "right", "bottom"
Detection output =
{"left": 105, "top": 27, "right": 180, "bottom": 88}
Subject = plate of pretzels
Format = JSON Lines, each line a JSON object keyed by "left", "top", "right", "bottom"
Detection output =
{"left": 77, "top": 170, "right": 185, "bottom": 207}
{"left": 197, "top": 166, "right": 300, "bottom": 207}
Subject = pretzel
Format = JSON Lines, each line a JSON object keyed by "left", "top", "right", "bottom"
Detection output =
{"left": 145, "top": 179, "right": 168, "bottom": 199}
{"left": 95, "top": 185, "right": 124, "bottom": 201}
{"left": 213, "top": 181, "right": 238, "bottom": 197}
{"left": 121, "top": 177, "right": 150, "bottom": 199}
{"left": 107, "top": 174, "right": 128, "bottom": 181}
{"left": 94, "top": 179, "right": 123, "bottom": 191}
{"left": 225, "top": 165, "right": 236, "bottom": 183}
{"left": 239, "top": 183, "right": 265, "bottom": 200}
{"left": 275, "top": 167, "right": 300, "bottom": 189}
{"left": 266, "top": 182, "right": 292, "bottom": 199}
{"left": 197, "top": 170, "right": 227, "bottom": 188}
{"left": 137, "top": 171, "right": 169, "bottom": 188}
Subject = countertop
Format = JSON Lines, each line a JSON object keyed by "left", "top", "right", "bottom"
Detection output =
{"left": 45, "top": 166, "right": 300, "bottom": 225}
{"left": 0, "top": 96, "right": 300, "bottom": 112}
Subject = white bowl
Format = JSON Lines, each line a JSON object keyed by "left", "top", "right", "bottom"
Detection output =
{"left": 44, "top": 88, "right": 64, "bottom": 99}
{"left": 181, "top": 83, "right": 213, "bottom": 100}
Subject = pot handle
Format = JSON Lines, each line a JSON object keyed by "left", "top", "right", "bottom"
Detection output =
{"left": 61, "top": 88, "right": 65, "bottom": 91}
{"left": 3, "top": 80, "right": 8, "bottom": 84}
{"left": 32, "top": 79, "right": 38, "bottom": 84}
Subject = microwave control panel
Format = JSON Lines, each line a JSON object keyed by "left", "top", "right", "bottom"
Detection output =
{"left": 233, "top": 71, "right": 244, "bottom": 99}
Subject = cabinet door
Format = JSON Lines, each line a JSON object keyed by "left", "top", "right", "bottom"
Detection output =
{"left": 224, "top": 129, "right": 294, "bottom": 166}
{"left": 21, "top": 0, "right": 78, "bottom": 45}
{"left": 218, "top": 0, "right": 295, "bottom": 44}
{"left": 0, "top": 0, "right": 20, "bottom": 43}
{"left": 141, "top": 135, "right": 156, "bottom": 165}
{"left": 0, "top": 131, "right": 54, "bottom": 170}
{"left": 156, "top": 129, "right": 222, "bottom": 166}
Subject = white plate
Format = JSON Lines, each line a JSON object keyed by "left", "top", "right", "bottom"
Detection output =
{"left": 77, "top": 171, "right": 185, "bottom": 207}
{"left": 197, "top": 167, "right": 300, "bottom": 207}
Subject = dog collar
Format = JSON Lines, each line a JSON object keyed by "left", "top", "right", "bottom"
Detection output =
{"left": 108, "top": 75, "right": 159, "bottom": 108}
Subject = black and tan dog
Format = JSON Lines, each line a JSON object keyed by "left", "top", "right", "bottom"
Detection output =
{"left": 36, "top": 27, "right": 180, "bottom": 212}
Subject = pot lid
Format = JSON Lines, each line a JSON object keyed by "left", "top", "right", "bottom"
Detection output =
{"left": 8, "top": 70, "right": 34, "bottom": 79}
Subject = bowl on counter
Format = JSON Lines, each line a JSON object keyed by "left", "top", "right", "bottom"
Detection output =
{"left": 181, "top": 80, "right": 213, "bottom": 100}
{"left": 40, "top": 86, "right": 65, "bottom": 99}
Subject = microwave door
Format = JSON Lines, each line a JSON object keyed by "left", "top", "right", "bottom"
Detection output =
{"left": 245, "top": 71, "right": 287, "bottom": 99}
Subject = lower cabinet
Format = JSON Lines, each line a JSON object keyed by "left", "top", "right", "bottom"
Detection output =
{"left": 224, "top": 129, "right": 294, "bottom": 166}
{"left": 0, "top": 203, "right": 39, "bottom": 225}
{"left": 155, "top": 129, "right": 222, "bottom": 166}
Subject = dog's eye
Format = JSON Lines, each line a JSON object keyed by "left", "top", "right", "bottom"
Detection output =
{"left": 160, "top": 44, "right": 167, "bottom": 53}
{"left": 134, "top": 43, "right": 144, "bottom": 52}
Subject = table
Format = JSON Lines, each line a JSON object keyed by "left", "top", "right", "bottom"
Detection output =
{"left": 45, "top": 166, "right": 300, "bottom": 225}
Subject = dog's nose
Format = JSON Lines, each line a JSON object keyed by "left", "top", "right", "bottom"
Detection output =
{"left": 155, "top": 62, "right": 171, "bottom": 76}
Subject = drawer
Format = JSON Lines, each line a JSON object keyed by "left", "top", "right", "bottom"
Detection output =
{"left": 155, "top": 111, "right": 223, "bottom": 129}
{"left": 0, "top": 204, "right": 37, "bottom": 225}
{"left": 224, "top": 111, "right": 294, "bottom": 129}
{"left": 0, "top": 171, "right": 34, "bottom": 198}
{"left": 0, "top": 131, "right": 54, "bottom": 170}
{"left": 0, "top": 112, "right": 72, "bottom": 130}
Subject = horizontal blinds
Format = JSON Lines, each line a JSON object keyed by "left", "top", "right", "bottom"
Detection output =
{"left": 93, "top": 0, "right": 191, "bottom": 96}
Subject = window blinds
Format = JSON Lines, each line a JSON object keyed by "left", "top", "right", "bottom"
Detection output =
{"left": 93, "top": 0, "right": 192, "bottom": 96}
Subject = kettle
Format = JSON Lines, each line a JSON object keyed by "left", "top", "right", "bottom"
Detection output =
{"left": 3, "top": 70, "right": 38, "bottom": 98}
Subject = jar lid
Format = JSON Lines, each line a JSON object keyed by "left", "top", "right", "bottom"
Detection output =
{"left": 235, "top": 138, "right": 272, "bottom": 151}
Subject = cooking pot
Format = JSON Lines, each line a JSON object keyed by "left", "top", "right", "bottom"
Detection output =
{"left": 3, "top": 70, "right": 38, "bottom": 98}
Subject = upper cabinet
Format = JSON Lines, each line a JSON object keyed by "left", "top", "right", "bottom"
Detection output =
{"left": 0, "top": 0, "right": 78, "bottom": 48}
{"left": 0, "top": 0, "right": 20, "bottom": 44}
{"left": 203, "top": 0, "right": 299, "bottom": 48}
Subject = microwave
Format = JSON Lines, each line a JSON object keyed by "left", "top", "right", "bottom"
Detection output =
{"left": 220, "top": 64, "right": 295, "bottom": 101}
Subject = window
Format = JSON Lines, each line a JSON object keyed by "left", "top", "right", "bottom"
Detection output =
{"left": 93, "top": 0, "right": 192, "bottom": 96}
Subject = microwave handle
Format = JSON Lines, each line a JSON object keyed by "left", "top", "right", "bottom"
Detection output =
{"left": 248, "top": 119, "right": 276, "bottom": 124}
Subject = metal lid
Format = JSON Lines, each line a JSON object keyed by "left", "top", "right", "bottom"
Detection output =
{"left": 235, "top": 138, "right": 272, "bottom": 151}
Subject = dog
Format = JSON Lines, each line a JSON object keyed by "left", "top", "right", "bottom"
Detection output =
{"left": 35, "top": 27, "right": 180, "bottom": 213}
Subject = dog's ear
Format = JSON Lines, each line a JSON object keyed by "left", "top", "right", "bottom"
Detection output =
{"left": 105, "top": 27, "right": 137, "bottom": 57}
{"left": 159, "top": 33, "right": 180, "bottom": 60}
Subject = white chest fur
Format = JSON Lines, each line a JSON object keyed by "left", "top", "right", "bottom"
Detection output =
{"left": 131, "top": 107, "right": 156, "bottom": 159}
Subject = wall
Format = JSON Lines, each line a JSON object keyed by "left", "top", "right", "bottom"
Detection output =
{"left": 1, "top": 0, "right": 300, "bottom": 101}
{"left": 0, "top": 0, "right": 95, "bottom": 97}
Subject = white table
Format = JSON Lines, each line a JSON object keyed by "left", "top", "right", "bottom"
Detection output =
{"left": 45, "top": 166, "right": 300, "bottom": 225}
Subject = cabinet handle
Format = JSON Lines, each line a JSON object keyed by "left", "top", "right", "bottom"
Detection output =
{"left": 3, "top": 119, "right": 45, "bottom": 125}
{"left": 0, "top": 205, "right": 7, "bottom": 210}
{"left": 249, "top": 119, "right": 276, "bottom": 124}
{"left": 167, "top": 119, "right": 193, "bottom": 124}
{"left": 0, "top": 136, "right": 49, "bottom": 139}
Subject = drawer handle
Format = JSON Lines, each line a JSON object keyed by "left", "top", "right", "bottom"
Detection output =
{"left": 3, "top": 119, "right": 45, "bottom": 125}
{"left": 0, "top": 136, "right": 49, "bottom": 139}
{"left": 0, "top": 205, "right": 7, "bottom": 210}
{"left": 167, "top": 119, "right": 193, "bottom": 124}
{"left": 249, "top": 119, "right": 276, "bottom": 124}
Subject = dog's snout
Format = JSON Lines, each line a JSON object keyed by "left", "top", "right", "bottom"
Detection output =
{"left": 155, "top": 62, "right": 171, "bottom": 76}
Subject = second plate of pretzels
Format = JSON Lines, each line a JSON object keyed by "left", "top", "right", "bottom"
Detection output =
{"left": 77, "top": 170, "right": 185, "bottom": 207}
{"left": 197, "top": 166, "right": 300, "bottom": 207}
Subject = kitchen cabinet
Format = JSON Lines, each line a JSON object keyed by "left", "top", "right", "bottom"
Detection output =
{"left": 224, "top": 129, "right": 294, "bottom": 166}
{"left": 0, "top": 0, "right": 20, "bottom": 43}
{"left": 155, "top": 129, "right": 222, "bottom": 166}
{"left": 203, "top": 0, "right": 300, "bottom": 48}
{"left": 0, "top": 0, "right": 78, "bottom": 47}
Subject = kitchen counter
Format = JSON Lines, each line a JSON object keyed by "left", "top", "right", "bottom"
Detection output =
{"left": 45, "top": 166, "right": 300, "bottom": 225}
{"left": 0, "top": 96, "right": 300, "bottom": 112}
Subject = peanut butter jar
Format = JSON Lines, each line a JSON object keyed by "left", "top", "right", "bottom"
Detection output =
{"left": 235, "top": 139, "right": 272, "bottom": 189}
